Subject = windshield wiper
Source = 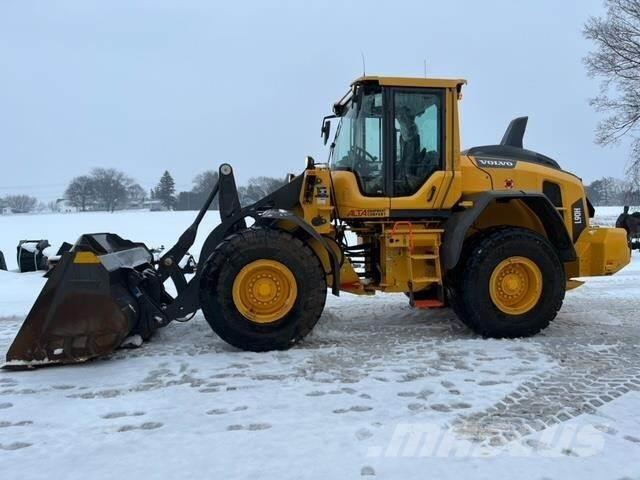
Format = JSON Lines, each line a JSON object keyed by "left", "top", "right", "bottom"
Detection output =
{"left": 333, "top": 89, "right": 352, "bottom": 116}
{"left": 326, "top": 118, "right": 343, "bottom": 164}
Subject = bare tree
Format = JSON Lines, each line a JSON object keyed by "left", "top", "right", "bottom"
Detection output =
{"left": 586, "top": 176, "right": 633, "bottom": 205}
{"left": 192, "top": 170, "right": 219, "bottom": 194}
{"left": 623, "top": 161, "right": 640, "bottom": 203}
{"left": 90, "top": 168, "right": 135, "bottom": 212}
{"left": 3, "top": 194, "right": 38, "bottom": 213}
{"left": 65, "top": 175, "right": 95, "bottom": 211}
{"left": 238, "top": 176, "right": 287, "bottom": 205}
{"left": 191, "top": 170, "right": 219, "bottom": 209}
{"left": 584, "top": 0, "right": 640, "bottom": 171}
{"left": 127, "top": 183, "right": 147, "bottom": 206}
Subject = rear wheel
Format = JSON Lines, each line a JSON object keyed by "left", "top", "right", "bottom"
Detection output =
{"left": 449, "top": 227, "right": 565, "bottom": 338}
{"left": 199, "top": 228, "right": 327, "bottom": 351}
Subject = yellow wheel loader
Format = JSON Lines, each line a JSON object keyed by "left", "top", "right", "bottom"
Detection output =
{"left": 4, "top": 76, "right": 631, "bottom": 368}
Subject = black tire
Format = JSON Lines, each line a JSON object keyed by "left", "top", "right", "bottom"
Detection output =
{"left": 449, "top": 227, "right": 565, "bottom": 338}
{"left": 199, "top": 227, "right": 327, "bottom": 351}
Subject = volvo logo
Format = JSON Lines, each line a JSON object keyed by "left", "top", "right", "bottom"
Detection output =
{"left": 475, "top": 158, "right": 517, "bottom": 169}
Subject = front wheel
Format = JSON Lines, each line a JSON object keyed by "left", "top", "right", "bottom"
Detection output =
{"left": 199, "top": 228, "right": 327, "bottom": 351}
{"left": 450, "top": 227, "right": 565, "bottom": 338}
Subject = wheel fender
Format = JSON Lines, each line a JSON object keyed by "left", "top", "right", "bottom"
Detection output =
{"left": 442, "top": 191, "right": 577, "bottom": 271}
{"left": 256, "top": 209, "right": 340, "bottom": 296}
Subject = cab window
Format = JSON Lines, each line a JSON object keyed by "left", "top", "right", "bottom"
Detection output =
{"left": 331, "top": 89, "right": 384, "bottom": 196}
{"left": 393, "top": 90, "right": 443, "bottom": 196}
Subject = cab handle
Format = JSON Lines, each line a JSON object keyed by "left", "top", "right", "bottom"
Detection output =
{"left": 427, "top": 186, "right": 437, "bottom": 203}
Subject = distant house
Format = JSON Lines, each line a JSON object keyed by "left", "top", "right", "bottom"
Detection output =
{"left": 0, "top": 200, "right": 11, "bottom": 215}
{"left": 127, "top": 199, "right": 145, "bottom": 210}
{"left": 55, "top": 199, "right": 78, "bottom": 213}
{"left": 143, "top": 199, "right": 168, "bottom": 212}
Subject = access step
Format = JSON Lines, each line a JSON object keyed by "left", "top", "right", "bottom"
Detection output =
{"left": 413, "top": 299, "right": 446, "bottom": 309}
{"left": 409, "top": 254, "right": 438, "bottom": 260}
{"left": 412, "top": 276, "right": 441, "bottom": 284}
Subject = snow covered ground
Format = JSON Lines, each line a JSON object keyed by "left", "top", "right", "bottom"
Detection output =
{"left": 0, "top": 208, "right": 639, "bottom": 479}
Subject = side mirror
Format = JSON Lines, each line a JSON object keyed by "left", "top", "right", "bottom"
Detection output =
{"left": 321, "top": 120, "right": 331, "bottom": 145}
{"left": 305, "top": 156, "right": 315, "bottom": 169}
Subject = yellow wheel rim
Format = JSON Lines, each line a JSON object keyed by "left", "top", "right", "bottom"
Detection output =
{"left": 489, "top": 256, "right": 543, "bottom": 315}
{"left": 232, "top": 259, "right": 298, "bottom": 324}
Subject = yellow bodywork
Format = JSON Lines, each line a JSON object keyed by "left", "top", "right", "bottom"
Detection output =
{"left": 574, "top": 227, "right": 630, "bottom": 277}
{"left": 357, "top": 76, "right": 467, "bottom": 90}
{"left": 291, "top": 75, "right": 630, "bottom": 300}
{"left": 459, "top": 154, "right": 587, "bottom": 240}
{"left": 380, "top": 223, "right": 443, "bottom": 293}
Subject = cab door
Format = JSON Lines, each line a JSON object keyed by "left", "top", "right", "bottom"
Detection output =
{"left": 388, "top": 87, "right": 458, "bottom": 214}
{"left": 331, "top": 86, "right": 392, "bottom": 218}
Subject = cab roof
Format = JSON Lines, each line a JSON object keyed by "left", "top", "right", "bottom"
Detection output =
{"left": 353, "top": 76, "right": 467, "bottom": 90}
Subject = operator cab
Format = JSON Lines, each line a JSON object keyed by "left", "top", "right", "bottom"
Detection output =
{"left": 328, "top": 76, "right": 465, "bottom": 199}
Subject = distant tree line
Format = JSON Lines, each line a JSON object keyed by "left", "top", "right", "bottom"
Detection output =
{"left": 1, "top": 160, "right": 288, "bottom": 214}
{"left": 55, "top": 168, "right": 288, "bottom": 213}
{"left": 586, "top": 176, "right": 640, "bottom": 206}
{"left": 175, "top": 170, "right": 287, "bottom": 211}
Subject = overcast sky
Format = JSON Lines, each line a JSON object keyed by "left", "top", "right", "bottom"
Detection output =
{"left": 0, "top": 0, "right": 630, "bottom": 202}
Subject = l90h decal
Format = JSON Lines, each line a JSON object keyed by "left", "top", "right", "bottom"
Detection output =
{"left": 571, "top": 198, "right": 587, "bottom": 242}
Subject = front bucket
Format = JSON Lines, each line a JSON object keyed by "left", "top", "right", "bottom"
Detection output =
{"left": 4, "top": 234, "right": 154, "bottom": 369}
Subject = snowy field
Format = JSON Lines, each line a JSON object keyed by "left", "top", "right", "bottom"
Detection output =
{"left": 0, "top": 207, "right": 639, "bottom": 479}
